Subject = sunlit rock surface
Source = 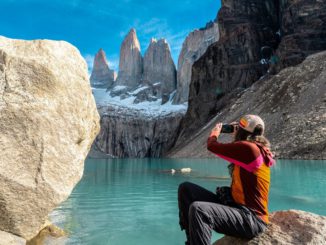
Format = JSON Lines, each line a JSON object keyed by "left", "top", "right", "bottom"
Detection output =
{"left": 115, "top": 29, "right": 143, "bottom": 89}
{"left": 0, "top": 36, "right": 100, "bottom": 239}
{"left": 0, "top": 231, "right": 26, "bottom": 245}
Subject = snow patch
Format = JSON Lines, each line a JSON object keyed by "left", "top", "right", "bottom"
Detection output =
{"left": 92, "top": 88, "right": 187, "bottom": 117}
{"left": 112, "top": 85, "right": 127, "bottom": 92}
{"left": 130, "top": 86, "right": 149, "bottom": 95}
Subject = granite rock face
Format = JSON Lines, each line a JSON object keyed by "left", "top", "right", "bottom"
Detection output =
{"left": 214, "top": 210, "right": 326, "bottom": 245}
{"left": 90, "top": 49, "right": 116, "bottom": 89}
{"left": 143, "top": 38, "right": 177, "bottom": 97}
{"left": 109, "top": 34, "right": 177, "bottom": 105}
{"left": 92, "top": 105, "right": 184, "bottom": 158}
{"left": 276, "top": 0, "right": 326, "bottom": 70}
{"left": 91, "top": 30, "right": 182, "bottom": 158}
{"left": 177, "top": 0, "right": 279, "bottom": 141}
{"left": 176, "top": 0, "right": 326, "bottom": 145}
{"left": 0, "top": 36, "right": 100, "bottom": 239}
{"left": 173, "top": 21, "right": 220, "bottom": 104}
{"left": 167, "top": 51, "right": 326, "bottom": 159}
{"left": 115, "top": 29, "right": 143, "bottom": 89}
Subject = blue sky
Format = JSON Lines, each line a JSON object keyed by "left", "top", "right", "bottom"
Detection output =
{"left": 0, "top": 0, "right": 220, "bottom": 72}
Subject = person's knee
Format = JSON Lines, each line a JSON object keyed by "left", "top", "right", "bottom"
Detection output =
{"left": 189, "top": 201, "right": 202, "bottom": 217}
{"left": 178, "top": 181, "right": 193, "bottom": 195}
{"left": 189, "top": 202, "right": 212, "bottom": 225}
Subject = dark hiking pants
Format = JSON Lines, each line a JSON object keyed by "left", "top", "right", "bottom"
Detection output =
{"left": 178, "top": 182, "right": 267, "bottom": 245}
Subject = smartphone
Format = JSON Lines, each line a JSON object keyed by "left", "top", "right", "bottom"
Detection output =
{"left": 221, "top": 124, "right": 235, "bottom": 133}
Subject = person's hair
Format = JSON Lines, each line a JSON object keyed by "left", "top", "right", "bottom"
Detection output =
{"left": 234, "top": 125, "right": 271, "bottom": 149}
{"left": 228, "top": 125, "right": 271, "bottom": 176}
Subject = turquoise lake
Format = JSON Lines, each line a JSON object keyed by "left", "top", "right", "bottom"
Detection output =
{"left": 50, "top": 159, "right": 326, "bottom": 245}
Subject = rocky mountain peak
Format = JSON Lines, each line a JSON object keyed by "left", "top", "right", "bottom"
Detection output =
{"left": 129, "top": 28, "right": 136, "bottom": 35}
{"left": 97, "top": 48, "right": 105, "bottom": 61}
{"left": 93, "top": 49, "right": 109, "bottom": 71}
{"left": 150, "top": 38, "right": 157, "bottom": 43}
{"left": 173, "top": 21, "right": 219, "bottom": 104}
{"left": 115, "top": 28, "right": 143, "bottom": 88}
{"left": 143, "top": 37, "right": 177, "bottom": 102}
{"left": 90, "top": 48, "right": 115, "bottom": 88}
{"left": 126, "top": 28, "right": 140, "bottom": 47}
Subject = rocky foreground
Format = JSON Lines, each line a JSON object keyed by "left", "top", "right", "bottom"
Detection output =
{"left": 168, "top": 51, "right": 326, "bottom": 159}
{"left": 0, "top": 36, "right": 99, "bottom": 241}
{"left": 214, "top": 210, "right": 326, "bottom": 245}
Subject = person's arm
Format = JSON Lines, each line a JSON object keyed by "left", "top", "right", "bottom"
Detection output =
{"left": 207, "top": 136, "right": 245, "bottom": 161}
{"left": 207, "top": 124, "right": 261, "bottom": 172}
{"left": 207, "top": 123, "right": 241, "bottom": 158}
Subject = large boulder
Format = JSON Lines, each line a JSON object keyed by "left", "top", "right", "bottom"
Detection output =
{"left": 214, "top": 210, "right": 326, "bottom": 245}
{"left": 0, "top": 36, "right": 100, "bottom": 239}
{"left": 0, "top": 231, "right": 26, "bottom": 245}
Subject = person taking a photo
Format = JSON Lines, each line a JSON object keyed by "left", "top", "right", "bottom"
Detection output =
{"left": 178, "top": 114, "right": 275, "bottom": 245}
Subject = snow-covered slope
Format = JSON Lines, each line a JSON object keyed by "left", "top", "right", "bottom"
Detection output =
{"left": 92, "top": 88, "right": 187, "bottom": 117}
{"left": 90, "top": 87, "right": 187, "bottom": 158}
